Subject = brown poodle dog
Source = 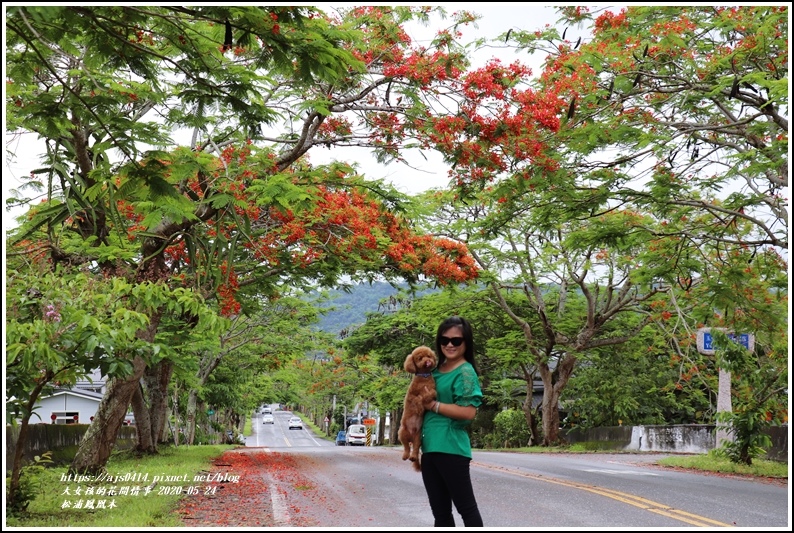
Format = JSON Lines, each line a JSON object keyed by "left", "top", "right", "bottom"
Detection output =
{"left": 398, "top": 345, "right": 438, "bottom": 471}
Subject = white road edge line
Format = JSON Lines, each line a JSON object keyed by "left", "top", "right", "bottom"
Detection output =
{"left": 268, "top": 473, "right": 291, "bottom": 526}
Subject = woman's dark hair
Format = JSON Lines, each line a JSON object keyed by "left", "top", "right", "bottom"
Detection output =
{"left": 435, "top": 316, "right": 478, "bottom": 375}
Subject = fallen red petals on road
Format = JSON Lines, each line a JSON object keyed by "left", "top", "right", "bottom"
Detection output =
{"left": 178, "top": 449, "right": 314, "bottom": 527}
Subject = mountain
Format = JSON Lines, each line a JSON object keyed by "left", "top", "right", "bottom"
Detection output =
{"left": 312, "top": 281, "right": 402, "bottom": 335}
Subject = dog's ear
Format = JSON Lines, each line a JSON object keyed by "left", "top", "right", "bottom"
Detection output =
{"left": 404, "top": 351, "right": 417, "bottom": 373}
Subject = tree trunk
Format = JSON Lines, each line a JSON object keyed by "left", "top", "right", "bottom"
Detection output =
{"left": 377, "top": 415, "right": 385, "bottom": 445}
{"left": 392, "top": 407, "right": 402, "bottom": 444}
{"left": 130, "top": 383, "right": 154, "bottom": 453}
{"left": 70, "top": 237, "right": 171, "bottom": 473}
{"left": 539, "top": 353, "right": 576, "bottom": 446}
{"left": 528, "top": 407, "right": 541, "bottom": 446}
{"left": 8, "top": 372, "right": 52, "bottom": 512}
{"left": 522, "top": 386, "right": 541, "bottom": 446}
{"left": 168, "top": 389, "right": 180, "bottom": 445}
{"left": 69, "top": 355, "right": 147, "bottom": 475}
{"left": 186, "top": 388, "right": 199, "bottom": 445}
{"left": 387, "top": 411, "right": 395, "bottom": 444}
{"left": 540, "top": 387, "right": 563, "bottom": 446}
{"left": 186, "top": 352, "right": 223, "bottom": 445}
{"left": 144, "top": 360, "right": 173, "bottom": 444}
{"left": 7, "top": 421, "right": 30, "bottom": 513}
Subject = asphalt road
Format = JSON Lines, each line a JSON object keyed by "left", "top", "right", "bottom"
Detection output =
{"left": 241, "top": 411, "right": 790, "bottom": 528}
{"left": 247, "top": 409, "right": 329, "bottom": 449}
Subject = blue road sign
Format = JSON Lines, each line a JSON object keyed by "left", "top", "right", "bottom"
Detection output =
{"left": 701, "top": 331, "right": 752, "bottom": 352}
{"left": 703, "top": 332, "right": 750, "bottom": 350}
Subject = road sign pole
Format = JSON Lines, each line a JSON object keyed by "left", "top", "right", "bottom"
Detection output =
{"left": 716, "top": 368, "right": 732, "bottom": 448}
{"left": 362, "top": 418, "right": 376, "bottom": 445}
{"left": 696, "top": 328, "right": 754, "bottom": 449}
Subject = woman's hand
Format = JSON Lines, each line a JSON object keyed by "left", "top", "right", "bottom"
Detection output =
{"left": 425, "top": 401, "right": 477, "bottom": 420}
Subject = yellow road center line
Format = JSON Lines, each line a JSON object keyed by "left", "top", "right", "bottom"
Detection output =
{"left": 472, "top": 461, "right": 733, "bottom": 528}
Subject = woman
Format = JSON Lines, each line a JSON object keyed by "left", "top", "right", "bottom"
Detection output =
{"left": 420, "top": 316, "right": 484, "bottom": 527}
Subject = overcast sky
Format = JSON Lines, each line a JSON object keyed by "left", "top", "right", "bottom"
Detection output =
{"left": 3, "top": 4, "right": 602, "bottom": 228}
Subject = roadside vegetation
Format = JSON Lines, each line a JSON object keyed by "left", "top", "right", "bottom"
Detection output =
{"left": 6, "top": 445, "right": 232, "bottom": 528}
{"left": 653, "top": 450, "right": 788, "bottom": 479}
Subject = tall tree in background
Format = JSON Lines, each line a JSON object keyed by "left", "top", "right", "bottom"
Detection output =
{"left": 179, "top": 295, "right": 322, "bottom": 445}
{"left": 5, "top": 6, "right": 481, "bottom": 474}
{"left": 508, "top": 5, "right": 789, "bottom": 356}
{"left": 423, "top": 188, "right": 669, "bottom": 444}
{"left": 408, "top": 5, "right": 787, "bottom": 443}
{"left": 527, "top": 6, "right": 790, "bottom": 445}
{"left": 506, "top": 5, "right": 787, "bottom": 251}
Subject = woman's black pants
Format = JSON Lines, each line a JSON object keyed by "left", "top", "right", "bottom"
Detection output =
{"left": 421, "top": 452, "right": 483, "bottom": 527}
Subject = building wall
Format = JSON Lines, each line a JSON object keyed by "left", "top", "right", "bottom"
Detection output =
{"left": 36, "top": 394, "right": 100, "bottom": 424}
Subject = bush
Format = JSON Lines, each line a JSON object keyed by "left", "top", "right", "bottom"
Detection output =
{"left": 713, "top": 330, "right": 785, "bottom": 466}
{"left": 483, "top": 408, "right": 531, "bottom": 449}
{"left": 6, "top": 452, "right": 53, "bottom": 516}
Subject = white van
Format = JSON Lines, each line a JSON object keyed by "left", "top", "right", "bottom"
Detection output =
{"left": 346, "top": 424, "right": 368, "bottom": 446}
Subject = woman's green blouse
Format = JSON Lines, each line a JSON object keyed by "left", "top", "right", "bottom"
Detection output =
{"left": 420, "top": 361, "right": 483, "bottom": 458}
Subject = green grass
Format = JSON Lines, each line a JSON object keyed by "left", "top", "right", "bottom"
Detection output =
{"left": 655, "top": 449, "right": 788, "bottom": 478}
{"left": 7, "top": 444, "right": 234, "bottom": 528}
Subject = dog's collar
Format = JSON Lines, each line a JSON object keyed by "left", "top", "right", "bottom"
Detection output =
{"left": 415, "top": 372, "right": 433, "bottom": 377}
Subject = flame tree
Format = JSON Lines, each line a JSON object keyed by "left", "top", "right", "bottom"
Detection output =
{"left": 410, "top": 5, "right": 787, "bottom": 444}
{"left": 5, "top": 5, "right": 482, "bottom": 476}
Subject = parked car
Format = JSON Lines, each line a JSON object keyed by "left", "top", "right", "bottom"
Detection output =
{"left": 346, "top": 424, "right": 368, "bottom": 446}
{"left": 335, "top": 430, "right": 347, "bottom": 446}
{"left": 262, "top": 414, "right": 274, "bottom": 424}
{"left": 288, "top": 416, "right": 303, "bottom": 430}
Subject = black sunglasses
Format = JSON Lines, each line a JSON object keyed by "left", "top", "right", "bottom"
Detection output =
{"left": 440, "top": 336, "right": 465, "bottom": 347}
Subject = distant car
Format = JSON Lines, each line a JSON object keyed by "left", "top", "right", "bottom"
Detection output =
{"left": 288, "top": 416, "right": 303, "bottom": 430}
{"left": 346, "top": 424, "right": 367, "bottom": 446}
{"left": 262, "top": 406, "right": 272, "bottom": 414}
{"left": 335, "top": 430, "right": 347, "bottom": 446}
{"left": 262, "top": 414, "right": 274, "bottom": 424}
